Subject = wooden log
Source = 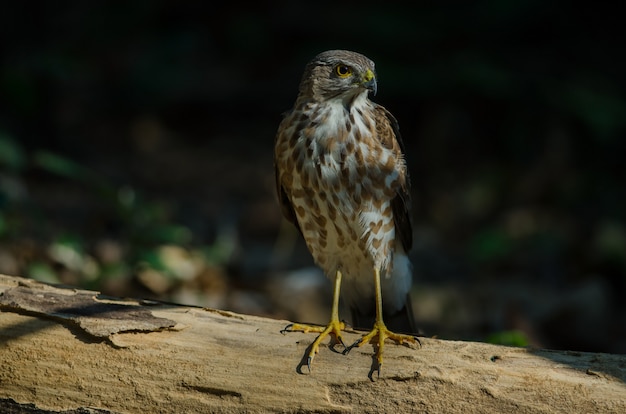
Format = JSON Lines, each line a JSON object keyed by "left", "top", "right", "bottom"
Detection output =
{"left": 1, "top": 274, "right": 625, "bottom": 413}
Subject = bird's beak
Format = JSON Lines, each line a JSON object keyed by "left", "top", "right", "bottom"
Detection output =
{"left": 362, "top": 69, "right": 377, "bottom": 96}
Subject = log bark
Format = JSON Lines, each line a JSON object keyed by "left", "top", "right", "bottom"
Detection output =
{"left": 1, "top": 274, "right": 625, "bottom": 414}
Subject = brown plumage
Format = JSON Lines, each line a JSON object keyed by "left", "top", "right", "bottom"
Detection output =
{"left": 274, "top": 50, "right": 419, "bottom": 373}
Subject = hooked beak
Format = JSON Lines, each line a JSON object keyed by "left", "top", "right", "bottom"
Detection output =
{"left": 361, "top": 69, "right": 377, "bottom": 96}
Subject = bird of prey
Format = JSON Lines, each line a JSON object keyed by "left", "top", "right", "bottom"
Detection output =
{"left": 274, "top": 50, "right": 418, "bottom": 373}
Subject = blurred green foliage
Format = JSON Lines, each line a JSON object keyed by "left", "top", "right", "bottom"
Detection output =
{"left": 0, "top": 134, "right": 25, "bottom": 172}
{"left": 487, "top": 330, "right": 530, "bottom": 348}
{"left": 0, "top": 135, "right": 233, "bottom": 298}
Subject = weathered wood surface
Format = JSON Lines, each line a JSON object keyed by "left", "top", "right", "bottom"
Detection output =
{"left": 1, "top": 274, "right": 625, "bottom": 413}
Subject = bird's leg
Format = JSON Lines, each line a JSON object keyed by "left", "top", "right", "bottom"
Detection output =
{"left": 281, "top": 269, "right": 346, "bottom": 370}
{"left": 348, "top": 267, "right": 419, "bottom": 375}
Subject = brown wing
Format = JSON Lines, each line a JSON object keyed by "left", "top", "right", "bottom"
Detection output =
{"left": 274, "top": 163, "right": 302, "bottom": 235}
{"left": 374, "top": 104, "right": 413, "bottom": 252}
{"left": 274, "top": 116, "right": 302, "bottom": 235}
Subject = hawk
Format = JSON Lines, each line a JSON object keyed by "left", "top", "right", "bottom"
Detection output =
{"left": 274, "top": 50, "right": 418, "bottom": 373}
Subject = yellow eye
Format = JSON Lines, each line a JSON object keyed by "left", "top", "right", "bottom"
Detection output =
{"left": 335, "top": 65, "right": 352, "bottom": 78}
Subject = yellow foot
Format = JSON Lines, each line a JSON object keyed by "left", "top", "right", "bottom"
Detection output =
{"left": 347, "top": 321, "right": 420, "bottom": 376}
{"left": 281, "top": 320, "right": 346, "bottom": 371}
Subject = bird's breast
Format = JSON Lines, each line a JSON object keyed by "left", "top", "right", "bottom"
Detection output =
{"left": 294, "top": 101, "right": 401, "bottom": 196}
{"left": 280, "top": 101, "right": 403, "bottom": 275}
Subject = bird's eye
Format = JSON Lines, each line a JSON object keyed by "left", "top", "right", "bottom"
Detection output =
{"left": 335, "top": 65, "right": 352, "bottom": 78}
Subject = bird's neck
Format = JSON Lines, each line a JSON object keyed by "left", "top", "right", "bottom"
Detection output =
{"left": 303, "top": 95, "right": 374, "bottom": 149}
{"left": 297, "top": 89, "right": 371, "bottom": 113}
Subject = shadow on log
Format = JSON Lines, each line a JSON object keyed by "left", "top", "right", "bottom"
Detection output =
{"left": 1, "top": 274, "right": 625, "bottom": 413}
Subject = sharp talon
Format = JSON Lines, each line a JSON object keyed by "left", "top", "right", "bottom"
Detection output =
{"left": 414, "top": 336, "right": 422, "bottom": 347}
{"left": 307, "top": 356, "right": 312, "bottom": 373}
{"left": 280, "top": 323, "right": 294, "bottom": 334}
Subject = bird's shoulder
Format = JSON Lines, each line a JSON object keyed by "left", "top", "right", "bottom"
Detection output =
{"left": 372, "top": 103, "right": 406, "bottom": 156}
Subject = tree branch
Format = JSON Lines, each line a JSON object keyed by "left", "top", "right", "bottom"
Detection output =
{"left": 1, "top": 274, "right": 624, "bottom": 413}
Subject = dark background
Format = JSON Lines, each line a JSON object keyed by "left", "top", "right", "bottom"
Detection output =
{"left": 1, "top": 2, "right": 625, "bottom": 354}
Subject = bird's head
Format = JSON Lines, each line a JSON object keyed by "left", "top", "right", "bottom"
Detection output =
{"left": 298, "top": 50, "right": 378, "bottom": 104}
